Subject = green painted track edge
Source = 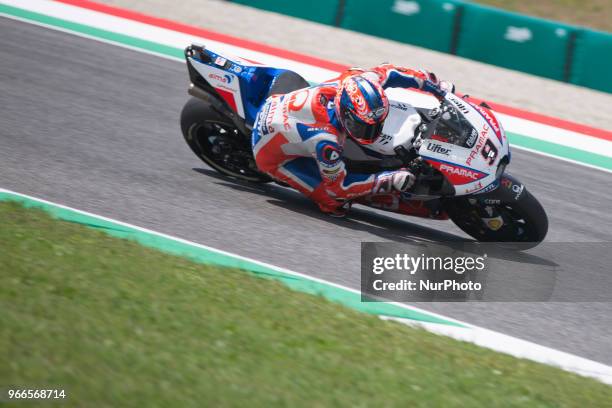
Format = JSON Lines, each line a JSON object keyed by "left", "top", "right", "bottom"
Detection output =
{"left": 0, "top": 190, "right": 465, "bottom": 326}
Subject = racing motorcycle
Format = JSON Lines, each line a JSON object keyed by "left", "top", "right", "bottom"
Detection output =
{"left": 180, "top": 44, "right": 548, "bottom": 248}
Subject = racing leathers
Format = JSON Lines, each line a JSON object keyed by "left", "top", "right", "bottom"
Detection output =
{"left": 251, "top": 64, "right": 451, "bottom": 214}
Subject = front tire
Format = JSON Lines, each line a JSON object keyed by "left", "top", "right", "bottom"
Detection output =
{"left": 180, "top": 97, "right": 270, "bottom": 183}
{"left": 445, "top": 184, "right": 548, "bottom": 249}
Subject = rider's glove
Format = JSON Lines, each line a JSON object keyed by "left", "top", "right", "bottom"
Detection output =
{"left": 438, "top": 80, "right": 455, "bottom": 94}
{"left": 373, "top": 170, "right": 416, "bottom": 194}
{"left": 421, "top": 79, "right": 447, "bottom": 100}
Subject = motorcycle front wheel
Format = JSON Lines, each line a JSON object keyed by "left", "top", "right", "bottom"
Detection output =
{"left": 445, "top": 184, "right": 548, "bottom": 249}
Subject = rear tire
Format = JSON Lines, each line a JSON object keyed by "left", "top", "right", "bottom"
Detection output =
{"left": 445, "top": 186, "right": 548, "bottom": 249}
{"left": 180, "top": 97, "right": 270, "bottom": 183}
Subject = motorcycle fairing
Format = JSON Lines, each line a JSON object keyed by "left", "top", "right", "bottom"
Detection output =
{"left": 190, "top": 61, "right": 246, "bottom": 118}
{"left": 366, "top": 101, "right": 422, "bottom": 155}
{"left": 367, "top": 88, "right": 509, "bottom": 196}
{"left": 185, "top": 45, "right": 307, "bottom": 127}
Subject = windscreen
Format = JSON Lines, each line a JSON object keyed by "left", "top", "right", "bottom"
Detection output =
{"left": 430, "top": 101, "right": 478, "bottom": 148}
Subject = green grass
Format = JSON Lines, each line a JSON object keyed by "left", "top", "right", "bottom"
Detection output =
{"left": 474, "top": 0, "right": 611, "bottom": 32}
{"left": 1, "top": 202, "right": 611, "bottom": 407}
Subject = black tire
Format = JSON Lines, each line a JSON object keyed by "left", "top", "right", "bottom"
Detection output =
{"left": 180, "top": 97, "right": 270, "bottom": 183}
{"left": 445, "top": 185, "right": 548, "bottom": 249}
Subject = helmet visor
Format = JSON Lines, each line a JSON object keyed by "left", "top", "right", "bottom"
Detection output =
{"left": 343, "top": 110, "right": 383, "bottom": 143}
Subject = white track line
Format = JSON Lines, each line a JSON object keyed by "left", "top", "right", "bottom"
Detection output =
{"left": 2, "top": 0, "right": 336, "bottom": 82}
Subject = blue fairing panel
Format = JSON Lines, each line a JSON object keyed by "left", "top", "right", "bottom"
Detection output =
{"left": 190, "top": 48, "right": 297, "bottom": 127}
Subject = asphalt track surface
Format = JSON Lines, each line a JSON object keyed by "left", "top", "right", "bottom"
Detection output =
{"left": 2, "top": 18, "right": 611, "bottom": 364}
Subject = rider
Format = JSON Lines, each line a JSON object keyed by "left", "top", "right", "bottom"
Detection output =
{"left": 252, "top": 63, "right": 455, "bottom": 216}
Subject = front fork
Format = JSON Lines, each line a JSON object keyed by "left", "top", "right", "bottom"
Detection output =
{"left": 467, "top": 198, "right": 505, "bottom": 231}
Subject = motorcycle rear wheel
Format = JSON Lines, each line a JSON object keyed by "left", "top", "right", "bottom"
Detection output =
{"left": 180, "top": 97, "right": 271, "bottom": 183}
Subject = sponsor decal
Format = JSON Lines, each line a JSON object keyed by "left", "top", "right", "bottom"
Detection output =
{"left": 214, "top": 56, "right": 227, "bottom": 66}
{"left": 439, "top": 164, "right": 480, "bottom": 180}
{"left": 378, "top": 133, "right": 393, "bottom": 145}
{"left": 465, "top": 181, "right": 484, "bottom": 193}
{"left": 476, "top": 181, "right": 499, "bottom": 195}
{"left": 474, "top": 105, "right": 499, "bottom": 134}
{"left": 193, "top": 62, "right": 244, "bottom": 117}
{"left": 483, "top": 199, "right": 501, "bottom": 205}
{"left": 470, "top": 102, "right": 503, "bottom": 143}
{"left": 390, "top": 102, "right": 408, "bottom": 111}
{"left": 465, "top": 128, "right": 478, "bottom": 148}
{"left": 426, "top": 142, "right": 451, "bottom": 156}
{"left": 281, "top": 96, "right": 291, "bottom": 131}
{"left": 466, "top": 124, "right": 489, "bottom": 166}
{"left": 486, "top": 218, "right": 504, "bottom": 231}
{"left": 501, "top": 177, "right": 525, "bottom": 200}
{"left": 257, "top": 100, "right": 277, "bottom": 135}
{"left": 208, "top": 72, "right": 232, "bottom": 84}
{"left": 449, "top": 95, "right": 470, "bottom": 115}
{"left": 323, "top": 146, "right": 340, "bottom": 162}
{"left": 318, "top": 142, "right": 342, "bottom": 169}
{"left": 512, "top": 184, "right": 524, "bottom": 200}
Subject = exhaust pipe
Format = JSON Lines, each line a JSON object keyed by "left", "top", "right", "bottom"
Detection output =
{"left": 187, "top": 83, "right": 252, "bottom": 135}
{"left": 188, "top": 82, "right": 213, "bottom": 102}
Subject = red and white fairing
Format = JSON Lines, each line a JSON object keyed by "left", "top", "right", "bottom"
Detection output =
{"left": 437, "top": 93, "right": 508, "bottom": 195}
{"left": 188, "top": 56, "right": 246, "bottom": 118}
{"left": 366, "top": 89, "right": 509, "bottom": 196}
